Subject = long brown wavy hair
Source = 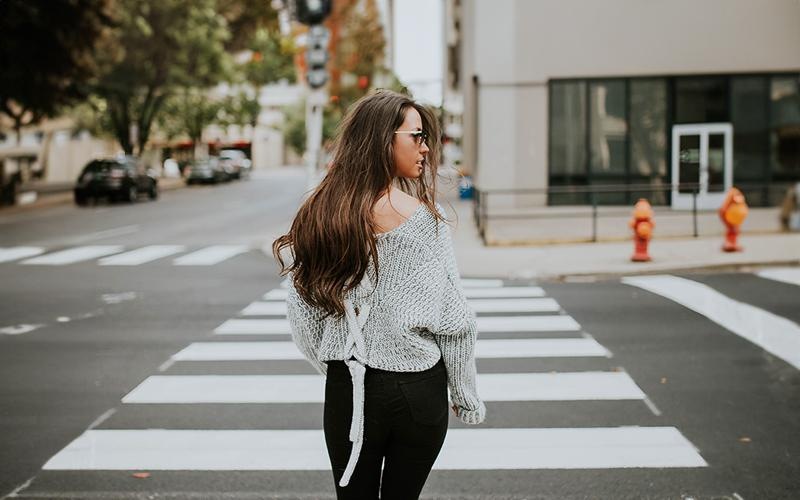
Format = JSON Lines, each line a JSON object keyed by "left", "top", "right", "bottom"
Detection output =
{"left": 272, "top": 90, "right": 444, "bottom": 317}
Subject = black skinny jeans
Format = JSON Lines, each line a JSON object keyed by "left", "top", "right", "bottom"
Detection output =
{"left": 323, "top": 357, "right": 449, "bottom": 500}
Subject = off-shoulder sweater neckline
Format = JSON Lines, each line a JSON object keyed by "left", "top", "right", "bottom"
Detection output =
{"left": 374, "top": 203, "right": 429, "bottom": 239}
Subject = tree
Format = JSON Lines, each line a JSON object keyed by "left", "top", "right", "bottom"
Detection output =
{"left": 327, "top": 0, "right": 388, "bottom": 112}
{"left": 0, "top": 0, "right": 115, "bottom": 143}
{"left": 217, "top": 0, "right": 280, "bottom": 52}
{"left": 92, "top": 0, "right": 231, "bottom": 155}
{"left": 243, "top": 28, "right": 297, "bottom": 86}
{"left": 157, "top": 88, "right": 224, "bottom": 146}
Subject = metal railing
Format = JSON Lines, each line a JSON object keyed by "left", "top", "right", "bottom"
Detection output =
{"left": 472, "top": 182, "right": 786, "bottom": 245}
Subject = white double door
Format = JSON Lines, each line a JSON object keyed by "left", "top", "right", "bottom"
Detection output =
{"left": 671, "top": 123, "right": 733, "bottom": 210}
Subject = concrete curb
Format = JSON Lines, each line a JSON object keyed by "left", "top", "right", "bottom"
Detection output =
{"left": 0, "top": 177, "right": 187, "bottom": 215}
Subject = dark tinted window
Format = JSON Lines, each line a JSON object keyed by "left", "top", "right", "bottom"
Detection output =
{"left": 83, "top": 160, "right": 122, "bottom": 173}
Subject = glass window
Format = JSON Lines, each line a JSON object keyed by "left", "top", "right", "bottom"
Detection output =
{"left": 770, "top": 75, "right": 800, "bottom": 193}
{"left": 629, "top": 79, "right": 668, "bottom": 204}
{"left": 549, "top": 81, "right": 587, "bottom": 203}
{"left": 731, "top": 76, "right": 769, "bottom": 204}
{"left": 674, "top": 77, "right": 727, "bottom": 124}
{"left": 589, "top": 81, "right": 627, "bottom": 176}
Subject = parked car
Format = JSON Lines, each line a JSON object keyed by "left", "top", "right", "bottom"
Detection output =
{"left": 219, "top": 149, "right": 251, "bottom": 180}
{"left": 185, "top": 157, "right": 230, "bottom": 185}
{"left": 74, "top": 157, "right": 158, "bottom": 206}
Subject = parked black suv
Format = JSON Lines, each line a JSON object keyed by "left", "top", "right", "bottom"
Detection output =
{"left": 74, "top": 157, "right": 158, "bottom": 205}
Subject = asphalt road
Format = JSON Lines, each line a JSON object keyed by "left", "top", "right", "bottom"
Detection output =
{"left": 1, "top": 170, "right": 798, "bottom": 499}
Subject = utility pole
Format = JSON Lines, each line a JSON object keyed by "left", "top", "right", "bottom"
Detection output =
{"left": 290, "top": 0, "right": 332, "bottom": 189}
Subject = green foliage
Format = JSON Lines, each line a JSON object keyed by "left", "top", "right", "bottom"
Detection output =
{"left": 157, "top": 88, "right": 223, "bottom": 144}
{"left": 243, "top": 28, "right": 297, "bottom": 86}
{"left": 217, "top": 0, "right": 279, "bottom": 52}
{"left": 219, "top": 92, "right": 262, "bottom": 128}
{"left": 92, "top": 0, "right": 232, "bottom": 154}
{"left": 283, "top": 101, "right": 341, "bottom": 157}
{"left": 0, "top": 0, "right": 115, "bottom": 141}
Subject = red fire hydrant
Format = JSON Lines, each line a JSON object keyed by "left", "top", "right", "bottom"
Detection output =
{"left": 719, "top": 187, "right": 749, "bottom": 252}
{"left": 629, "top": 198, "right": 654, "bottom": 262}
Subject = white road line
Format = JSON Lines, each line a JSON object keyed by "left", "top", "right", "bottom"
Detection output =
{"left": 214, "top": 319, "right": 291, "bottom": 335}
{"left": 263, "top": 289, "right": 289, "bottom": 300}
{"left": 464, "top": 287, "right": 545, "bottom": 299}
{"left": 43, "top": 427, "right": 706, "bottom": 470}
{"left": 98, "top": 245, "right": 186, "bottom": 266}
{"left": 121, "top": 371, "right": 645, "bottom": 403}
{"left": 239, "top": 298, "right": 560, "bottom": 316}
{"left": 20, "top": 245, "right": 125, "bottom": 265}
{"left": 171, "top": 338, "right": 610, "bottom": 361}
{"left": 240, "top": 301, "right": 288, "bottom": 316}
{"left": 173, "top": 245, "right": 249, "bottom": 266}
{"left": 0, "top": 247, "right": 44, "bottom": 263}
{"left": 215, "top": 316, "right": 580, "bottom": 335}
{"left": 475, "top": 338, "right": 610, "bottom": 358}
{"left": 470, "top": 298, "right": 561, "bottom": 313}
{"left": 623, "top": 275, "right": 800, "bottom": 370}
{"left": 477, "top": 315, "right": 581, "bottom": 332}
{"left": 461, "top": 278, "right": 504, "bottom": 288}
{"left": 757, "top": 267, "right": 800, "bottom": 287}
{"left": 0, "top": 324, "right": 45, "bottom": 335}
{"left": 172, "top": 342, "right": 304, "bottom": 361}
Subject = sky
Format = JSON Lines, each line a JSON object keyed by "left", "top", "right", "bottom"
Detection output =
{"left": 392, "top": 0, "right": 444, "bottom": 106}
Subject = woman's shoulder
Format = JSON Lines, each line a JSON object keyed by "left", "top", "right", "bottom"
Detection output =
{"left": 373, "top": 189, "right": 423, "bottom": 234}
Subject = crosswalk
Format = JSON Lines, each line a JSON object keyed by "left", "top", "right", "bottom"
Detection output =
{"left": 0, "top": 244, "right": 254, "bottom": 266}
{"left": 623, "top": 274, "right": 800, "bottom": 370}
{"left": 42, "top": 276, "right": 710, "bottom": 476}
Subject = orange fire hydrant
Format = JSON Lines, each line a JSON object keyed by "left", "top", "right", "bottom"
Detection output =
{"left": 719, "top": 187, "right": 749, "bottom": 252}
{"left": 629, "top": 198, "right": 654, "bottom": 262}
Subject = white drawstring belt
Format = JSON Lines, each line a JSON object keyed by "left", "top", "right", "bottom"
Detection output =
{"left": 338, "top": 295, "right": 371, "bottom": 488}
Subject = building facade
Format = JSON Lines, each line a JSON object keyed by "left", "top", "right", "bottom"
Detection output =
{"left": 455, "top": 0, "right": 800, "bottom": 207}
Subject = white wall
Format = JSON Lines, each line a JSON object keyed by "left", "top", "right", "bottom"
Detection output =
{"left": 463, "top": 0, "right": 800, "bottom": 199}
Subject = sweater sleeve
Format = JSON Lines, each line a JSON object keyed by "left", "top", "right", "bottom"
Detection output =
{"left": 286, "top": 277, "right": 328, "bottom": 376}
{"left": 430, "top": 210, "right": 486, "bottom": 425}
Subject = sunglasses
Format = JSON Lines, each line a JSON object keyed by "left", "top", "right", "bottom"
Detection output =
{"left": 394, "top": 130, "right": 428, "bottom": 146}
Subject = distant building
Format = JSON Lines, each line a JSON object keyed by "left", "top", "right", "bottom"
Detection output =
{"left": 450, "top": 0, "right": 800, "bottom": 208}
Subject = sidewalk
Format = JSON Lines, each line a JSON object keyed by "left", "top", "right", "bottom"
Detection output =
{"left": 443, "top": 190, "right": 800, "bottom": 281}
{"left": 0, "top": 177, "right": 187, "bottom": 215}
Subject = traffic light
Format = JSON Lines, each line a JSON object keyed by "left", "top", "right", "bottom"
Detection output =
{"left": 306, "top": 25, "right": 329, "bottom": 89}
{"left": 295, "top": 0, "right": 331, "bottom": 26}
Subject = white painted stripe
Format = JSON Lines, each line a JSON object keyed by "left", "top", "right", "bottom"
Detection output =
{"left": 757, "top": 267, "right": 800, "bottom": 287}
{"left": 121, "top": 371, "right": 644, "bottom": 403}
{"left": 0, "top": 247, "right": 45, "bottom": 263}
{"left": 461, "top": 278, "right": 504, "bottom": 288}
{"left": 173, "top": 245, "right": 249, "bottom": 266}
{"left": 464, "top": 287, "right": 545, "bottom": 298}
{"left": 470, "top": 298, "right": 561, "bottom": 313}
{"left": 477, "top": 315, "right": 581, "bottom": 332}
{"left": 240, "top": 301, "right": 287, "bottom": 316}
{"left": 623, "top": 275, "right": 800, "bottom": 370}
{"left": 172, "top": 337, "right": 610, "bottom": 361}
{"left": 21, "top": 245, "right": 124, "bottom": 265}
{"left": 43, "top": 427, "right": 706, "bottom": 470}
{"left": 263, "top": 289, "right": 289, "bottom": 300}
{"left": 241, "top": 298, "right": 561, "bottom": 316}
{"left": 0, "top": 324, "right": 45, "bottom": 335}
{"left": 172, "top": 342, "right": 304, "bottom": 361}
{"left": 475, "top": 338, "right": 610, "bottom": 358}
{"left": 214, "top": 319, "right": 290, "bottom": 335}
{"left": 216, "top": 316, "right": 579, "bottom": 335}
{"left": 98, "top": 245, "right": 186, "bottom": 266}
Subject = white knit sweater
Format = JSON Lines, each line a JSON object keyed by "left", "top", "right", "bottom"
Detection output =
{"left": 285, "top": 203, "right": 485, "bottom": 487}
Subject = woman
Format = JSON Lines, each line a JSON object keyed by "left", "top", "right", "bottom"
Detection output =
{"left": 273, "top": 90, "right": 485, "bottom": 500}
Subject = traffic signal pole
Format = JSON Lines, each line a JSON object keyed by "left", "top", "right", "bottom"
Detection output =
{"left": 305, "top": 88, "right": 326, "bottom": 189}
{"left": 291, "top": 0, "right": 332, "bottom": 189}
